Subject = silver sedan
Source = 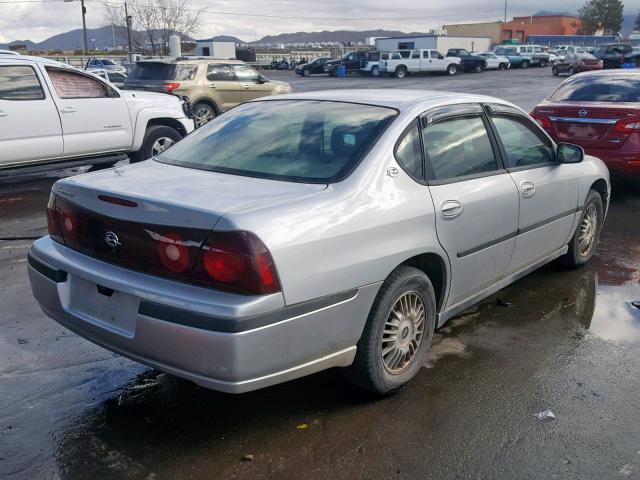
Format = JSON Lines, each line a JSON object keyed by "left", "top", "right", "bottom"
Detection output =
{"left": 29, "top": 90, "right": 610, "bottom": 395}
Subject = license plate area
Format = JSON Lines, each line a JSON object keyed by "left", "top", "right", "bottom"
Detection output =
{"left": 66, "top": 275, "right": 139, "bottom": 337}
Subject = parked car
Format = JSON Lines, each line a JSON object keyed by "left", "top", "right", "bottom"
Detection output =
{"left": 592, "top": 43, "right": 640, "bottom": 69}
{"left": 85, "top": 58, "right": 127, "bottom": 74}
{"left": 86, "top": 68, "right": 128, "bottom": 88}
{"left": 0, "top": 56, "right": 194, "bottom": 171}
{"left": 379, "top": 49, "right": 461, "bottom": 77}
{"left": 551, "top": 51, "right": 603, "bottom": 76}
{"left": 493, "top": 45, "right": 549, "bottom": 68}
{"left": 477, "top": 52, "right": 510, "bottom": 70}
{"left": 446, "top": 48, "right": 487, "bottom": 72}
{"left": 294, "top": 57, "right": 335, "bottom": 76}
{"left": 123, "top": 57, "right": 292, "bottom": 128}
{"left": 531, "top": 69, "right": 640, "bottom": 178}
{"left": 270, "top": 59, "right": 290, "bottom": 70}
{"left": 323, "top": 51, "right": 384, "bottom": 76}
{"left": 29, "top": 90, "right": 609, "bottom": 396}
{"left": 0, "top": 49, "right": 19, "bottom": 56}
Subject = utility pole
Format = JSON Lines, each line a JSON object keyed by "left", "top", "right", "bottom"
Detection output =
{"left": 504, "top": 0, "right": 507, "bottom": 22}
{"left": 63, "top": 0, "right": 88, "bottom": 54}
{"left": 125, "top": 2, "right": 134, "bottom": 63}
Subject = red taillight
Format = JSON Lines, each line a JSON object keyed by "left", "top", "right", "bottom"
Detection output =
{"left": 46, "top": 193, "right": 63, "bottom": 242}
{"left": 530, "top": 112, "right": 552, "bottom": 129}
{"left": 614, "top": 118, "right": 640, "bottom": 133}
{"left": 157, "top": 232, "right": 191, "bottom": 273}
{"left": 162, "top": 82, "right": 180, "bottom": 93}
{"left": 193, "top": 231, "right": 281, "bottom": 295}
{"left": 98, "top": 195, "right": 138, "bottom": 207}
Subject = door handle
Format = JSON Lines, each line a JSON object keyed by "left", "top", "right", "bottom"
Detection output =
{"left": 242, "top": 84, "right": 251, "bottom": 89}
{"left": 521, "top": 181, "right": 536, "bottom": 197}
{"left": 440, "top": 200, "right": 463, "bottom": 218}
{"left": 0, "top": 110, "right": 7, "bottom": 118}
{"left": 60, "top": 106, "right": 77, "bottom": 114}
{"left": 208, "top": 84, "right": 216, "bottom": 89}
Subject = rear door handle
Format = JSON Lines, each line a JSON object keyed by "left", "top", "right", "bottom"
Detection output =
{"left": 242, "top": 84, "right": 251, "bottom": 89}
{"left": 60, "top": 106, "right": 77, "bottom": 114}
{"left": 208, "top": 84, "right": 216, "bottom": 89}
{"left": 441, "top": 200, "right": 463, "bottom": 218}
{"left": 521, "top": 181, "right": 536, "bottom": 197}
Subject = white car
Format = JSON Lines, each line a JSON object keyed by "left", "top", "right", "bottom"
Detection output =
{"left": 0, "top": 56, "right": 194, "bottom": 171}
{"left": 0, "top": 49, "right": 19, "bottom": 56}
{"left": 379, "top": 49, "right": 461, "bottom": 77}
{"left": 477, "top": 52, "right": 510, "bottom": 70}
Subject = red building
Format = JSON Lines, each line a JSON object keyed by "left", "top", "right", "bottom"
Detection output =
{"left": 501, "top": 15, "right": 581, "bottom": 43}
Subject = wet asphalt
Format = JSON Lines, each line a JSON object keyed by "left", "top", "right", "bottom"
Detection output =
{"left": 1, "top": 69, "right": 640, "bottom": 480}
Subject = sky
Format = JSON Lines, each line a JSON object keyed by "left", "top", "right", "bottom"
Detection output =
{"left": 0, "top": 0, "right": 635, "bottom": 44}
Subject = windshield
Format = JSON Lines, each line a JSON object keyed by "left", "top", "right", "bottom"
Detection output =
{"left": 156, "top": 100, "right": 398, "bottom": 183}
{"left": 102, "top": 59, "right": 117, "bottom": 65}
{"left": 549, "top": 75, "right": 640, "bottom": 102}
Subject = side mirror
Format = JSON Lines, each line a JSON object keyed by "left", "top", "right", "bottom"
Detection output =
{"left": 258, "top": 74, "right": 268, "bottom": 83}
{"left": 557, "top": 143, "right": 584, "bottom": 164}
{"left": 438, "top": 54, "right": 445, "bottom": 59}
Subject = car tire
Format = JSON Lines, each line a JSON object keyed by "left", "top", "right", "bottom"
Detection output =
{"left": 129, "top": 125, "right": 182, "bottom": 163}
{"left": 447, "top": 64, "right": 458, "bottom": 75}
{"left": 568, "top": 67, "right": 575, "bottom": 76}
{"left": 370, "top": 66, "right": 380, "bottom": 77}
{"left": 395, "top": 66, "right": 407, "bottom": 78}
{"left": 193, "top": 102, "right": 216, "bottom": 129}
{"left": 474, "top": 63, "right": 484, "bottom": 73}
{"left": 302, "top": 68, "right": 311, "bottom": 77}
{"left": 521, "top": 60, "right": 530, "bottom": 69}
{"left": 498, "top": 63, "right": 507, "bottom": 71}
{"left": 563, "top": 190, "right": 604, "bottom": 267}
{"left": 552, "top": 66, "right": 559, "bottom": 76}
{"left": 344, "top": 265, "right": 436, "bottom": 395}
{"left": 539, "top": 59, "right": 548, "bottom": 67}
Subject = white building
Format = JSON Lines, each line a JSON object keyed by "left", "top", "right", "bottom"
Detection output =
{"left": 375, "top": 35, "right": 492, "bottom": 53}
{"left": 194, "top": 39, "right": 236, "bottom": 58}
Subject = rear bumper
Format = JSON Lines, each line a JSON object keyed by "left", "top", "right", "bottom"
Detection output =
{"left": 28, "top": 237, "right": 380, "bottom": 393}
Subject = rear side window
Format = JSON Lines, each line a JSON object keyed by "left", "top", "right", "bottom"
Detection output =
{"left": 47, "top": 68, "right": 109, "bottom": 99}
{"left": 423, "top": 116, "right": 498, "bottom": 181}
{"left": 549, "top": 75, "right": 640, "bottom": 102}
{"left": 207, "top": 64, "right": 234, "bottom": 81}
{"left": 492, "top": 116, "right": 555, "bottom": 168}
{"left": 0, "top": 65, "right": 44, "bottom": 100}
{"left": 395, "top": 123, "right": 423, "bottom": 180}
{"left": 128, "top": 63, "right": 198, "bottom": 81}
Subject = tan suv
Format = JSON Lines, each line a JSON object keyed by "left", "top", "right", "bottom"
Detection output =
{"left": 124, "top": 57, "right": 292, "bottom": 127}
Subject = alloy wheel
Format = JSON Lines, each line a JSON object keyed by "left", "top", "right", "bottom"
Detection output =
{"left": 194, "top": 107, "right": 214, "bottom": 128}
{"left": 578, "top": 203, "right": 598, "bottom": 257}
{"left": 151, "top": 137, "right": 175, "bottom": 156}
{"left": 381, "top": 291, "right": 425, "bottom": 375}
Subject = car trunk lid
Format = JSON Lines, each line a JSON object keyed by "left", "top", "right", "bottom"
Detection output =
{"left": 536, "top": 102, "right": 640, "bottom": 150}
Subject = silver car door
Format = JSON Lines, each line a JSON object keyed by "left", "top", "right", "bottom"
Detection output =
{"left": 422, "top": 105, "right": 519, "bottom": 307}
{"left": 486, "top": 105, "right": 579, "bottom": 275}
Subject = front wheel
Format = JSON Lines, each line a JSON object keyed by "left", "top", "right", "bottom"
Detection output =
{"left": 446, "top": 64, "right": 458, "bottom": 75}
{"left": 568, "top": 66, "right": 576, "bottom": 76}
{"left": 563, "top": 190, "right": 604, "bottom": 267}
{"left": 521, "top": 60, "right": 530, "bottom": 69}
{"left": 552, "top": 66, "right": 559, "bottom": 76}
{"left": 302, "top": 68, "right": 311, "bottom": 77}
{"left": 539, "top": 59, "right": 548, "bottom": 67}
{"left": 344, "top": 265, "right": 436, "bottom": 395}
{"left": 395, "top": 66, "right": 407, "bottom": 78}
{"left": 498, "top": 63, "right": 507, "bottom": 71}
{"left": 474, "top": 63, "right": 484, "bottom": 73}
{"left": 370, "top": 66, "right": 380, "bottom": 77}
{"left": 129, "top": 125, "right": 182, "bottom": 163}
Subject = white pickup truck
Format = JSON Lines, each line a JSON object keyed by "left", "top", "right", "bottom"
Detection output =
{"left": 0, "top": 56, "right": 195, "bottom": 172}
{"left": 378, "top": 49, "right": 462, "bottom": 78}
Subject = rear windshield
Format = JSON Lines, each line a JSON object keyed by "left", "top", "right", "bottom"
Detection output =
{"left": 156, "top": 100, "right": 398, "bottom": 183}
{"left": 549, "top": 75, "right": 640, "bottom": 102}
{"left": 128, "top": 62, "right": 198, "bottom": 81}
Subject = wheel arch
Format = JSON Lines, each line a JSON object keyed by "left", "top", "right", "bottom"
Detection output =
{"left": 590, "top": 178, "right": 609, "bottom": 211}
{"left": 146, "top": 117, "right": 189, "bottom": 138}
{"left": 191, "top": 97, "right": 220, "bottom": 115}
{"left": 399, "top": 252, "right": 448, "bottom": 313}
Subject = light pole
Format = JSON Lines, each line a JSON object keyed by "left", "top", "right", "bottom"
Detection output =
{"left": 125, "top": 2, "right": 134, "bottom": 63}
{"left": 64, "top": 0, "right": 89, "bottom": 55}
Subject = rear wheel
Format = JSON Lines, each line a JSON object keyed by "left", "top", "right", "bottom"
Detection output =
{"left": 539, "top": 59, "right": 548, "bottom": 67}
{"left": 563, "top": 190, "right": 604, "bottom": 267}
{"left": 370, "top": 66, "right": 380, "bottom": 77}
{"left": 129, "top": 125, "right": 182, "bottom": 163}
{"left": 302, "top": 68, "right": 311, "bottom": 77}
{"left": 552, "top": 65, "right": 559, "bottom": 76}
{"left": 498, "top": 63, "right": 507, "bottom": 71}
{"left": 474, "top": 63, "right": 484, "bottom": 73}
{"left": 344, "top": 265, "right": 436, "bottom": 395}
{"left": 521, "top": 60, "right": 530, "bottom": 69}
{"left": 447, "top": 64, "right": 458, "bottom": 75}
{"left": 193, "top": 102, "right": 216, "bottom": 128}
{"left": 395, "top": 66, "right": 407, "bottom": 78}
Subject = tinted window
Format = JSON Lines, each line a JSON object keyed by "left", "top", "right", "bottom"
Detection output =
{"left": 47, "top": 68, "right": 110, "bottom": 99}
{"left": 549, "top": 75, "right": 640, "bottom": 102}
{"left": 495, "top": 48, "right": 505, "bottom": 55}
{"left": 423, "top": 116, "right": 498, "bottom": 181}
{"left": 395, "top": 123, "right": 423, "bottom": 180}
{"left": 492, "top": 116, "right": 555, "bottom": 168}
{"left": 157, "top": 100, "right": 397, "bottom": 183}
{"left": 128, "top": 63, "right": 197, "bottom": 81}
{"left": 207, "top": 64, "right": 234, "bottom": 81}
{"left": 232, "top": 64, "right": 259, "bottom": 81}
{"left": 102, "top": 59, "right": 117, "bottom": 65}
{"left": 411, "top": 51, "right": 420, "bottom": 59}
{"left": 430, "top": 51, "right": 439, "bottom": 58}
{"left": 0, "top": 66, "right": 44, "bottom": 100}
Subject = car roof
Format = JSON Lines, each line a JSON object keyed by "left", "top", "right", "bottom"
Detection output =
{"left": 0, "top": 55, "right": 71, "bottom": 68}
{"left": 254, "top": 89, "right": 517, "bottom": 112}
{"left": 135, "top": 56, "right": 245, "bottom": 64}
{"left": 570, "top": 68, "right": 640, "bottom": 79}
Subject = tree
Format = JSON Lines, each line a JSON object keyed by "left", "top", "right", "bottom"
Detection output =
{"left": 578, "top": 0, "right": 625, "bottom": 35}
{"left": 102, "top": 0, "right": 204, "bottom": 55}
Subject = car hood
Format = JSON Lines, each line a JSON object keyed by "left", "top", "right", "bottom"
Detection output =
{"left": 53, "top": 160, "right": 327, "bottom": 230}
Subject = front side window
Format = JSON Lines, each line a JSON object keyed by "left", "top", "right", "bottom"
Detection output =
{"left": 395, "top": 123, "right": 423, "bottom": 180}
{"left": 0, "top": 66, "right": 45, "bottom": 100}
{"left": 47, "top": 68, "right": 109, "bottom": 98}
{"left": 492, "top": 116, "right": 555, "bottom": 168}
{"left": 411, "top": 51, "right": 420, "bottom": 59}
{"left": 207, "top": 64, "right": 234, "bottom": 81}
{"left": 422, "top": 116, "right": 498, "bottom": 181}
{"left": 156, "top": 100, "right": 398, "bottom": 183}
{"left": 232, "top": 64, "right": 259, "bottom": 81}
